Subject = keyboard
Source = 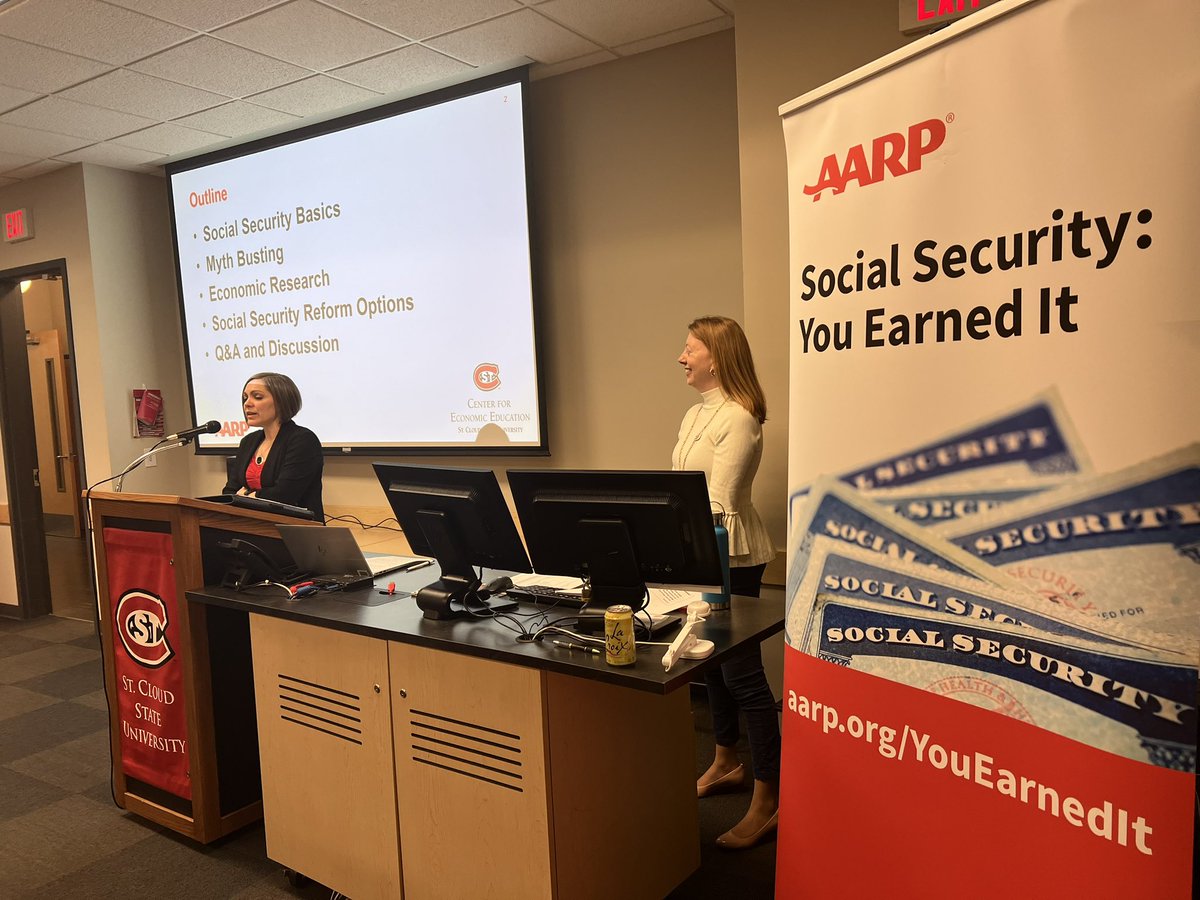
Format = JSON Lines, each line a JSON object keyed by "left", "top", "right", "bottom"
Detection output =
{"left": 504, "top": 584, "right": 590, "bottom": 609}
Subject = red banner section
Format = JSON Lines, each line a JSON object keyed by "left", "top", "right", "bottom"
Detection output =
{"left": 777, "top": 647, "right": 1195, "bottom": 899}
{"left": 104, "top": 527, "right": 192, "bottom": 800}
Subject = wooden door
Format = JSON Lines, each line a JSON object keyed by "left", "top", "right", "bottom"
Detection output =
{"left": 27, "top": 329, "right": 80, "bottom": 534}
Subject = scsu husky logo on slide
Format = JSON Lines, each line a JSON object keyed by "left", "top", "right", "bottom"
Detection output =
{"left": 115, "top": 590, "right": 175, "bottom": 668}
{"left": 474, "top": 362, "right": 501, "bottom": 391}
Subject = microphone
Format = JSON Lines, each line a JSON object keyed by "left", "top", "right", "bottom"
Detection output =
{"left": 111, "top": 419, "right": 220, "bottom": 491}
{"left": 165, "top": 420, "right": 221, "bottom": 442}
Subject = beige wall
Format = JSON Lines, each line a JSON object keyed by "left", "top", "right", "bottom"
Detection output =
{"left": 22, "top": 279, "right": 67, "bottom": 334}
{"left": 2, "top": 8, "right": 918, "bottom": 611}
{"left": 0, "top": 166, "right": 108, "bottom": 480}
{"left": 81, "top": 165, "right": 192, "bottom": 495}
{"left": 731, "top": 0, "right": 915, "bottom": 544}
{"left": 186, "top": 31, "right": 745, "bottom": 508}
{"left": 0, "top": 164, "right": 192, "bottom": 494}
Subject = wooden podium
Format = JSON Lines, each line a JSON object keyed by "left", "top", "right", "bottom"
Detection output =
{"left": 88, "top": 491, "right": 319, "bottom": 843}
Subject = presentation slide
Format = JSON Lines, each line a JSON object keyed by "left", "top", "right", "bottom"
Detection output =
{"left": 168, "top": 78, "right": 543, "bottom": 452}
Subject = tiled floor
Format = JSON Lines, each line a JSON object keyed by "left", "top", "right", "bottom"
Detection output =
{"left": 0, "top": 615, "right": 777, "bottom": 898}
{"left": 0, "top": 616, "right": 326, "bottom": 899}
{"left": 44, "top": 534, "right": 95, "bottom": 621}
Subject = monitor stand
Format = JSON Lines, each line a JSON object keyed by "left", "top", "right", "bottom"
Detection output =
{"left": 450, "top": 594, "right": 519, "bottom": 616}
{"left": 571, "top": 604, "right": 683, "bottom": 639}
{"left": 415, "top": 577, "right": 519, "bottom": 620}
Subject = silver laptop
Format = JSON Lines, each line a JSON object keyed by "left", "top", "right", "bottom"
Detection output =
{"left": 276, "top": 525, "right": 429, "bottom": 589}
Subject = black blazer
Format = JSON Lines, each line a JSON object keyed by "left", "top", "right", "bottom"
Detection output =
{"left": 223, "top": 420, "right": 324, "bottom": 520}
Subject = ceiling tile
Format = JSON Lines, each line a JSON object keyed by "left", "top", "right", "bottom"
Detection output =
{"left": 0, "top": 149, "right": 41, "bottom": 173}
{"left": 330, "top": 45, "right": 472, "bottom": 94}
{"left": 613, "top": 16, "right": 732, "bottom": 57}
{"left": 247, "top": 74, "right": 381, "bottom": 117}
{"left": 172, "top": 100, "right": 300, "bottom": 138}
{"left": 427, "top": 8, "right": 600, "bottom": 66}
{"left": 56, "top": 142, "right": 165, "bottom": 168}
{"left": 113, "top": 122, "right": 226, "bottom": 155}
{"left": 214, "top": 0, "right": 404, "bottom": 71}
{"left": 323, "top": 0, "right": 521, "bottom": 41}
{"left": 0, "top": 36, "right": 110, "bottom": 93}
{"left": 0, "top": 83, "right": 40, "bottom": 115}
{"left": 0, "top": 122, "right": 92, "bottom": 156}
{"left": 0, "top": 96, "right": 156, "bottom": 142}
{"left": 130, "top": 36, "right": 310, "bottom": 97}
{"left": 2, "top": 159, "right": 70, "bottom": 179}
{"left": 0, "top": 0, "right": 195, "bottom": 66}
{"left": 104, "top": 0, "right": 284, "bottom": 31}
{"left": 538, "top": 0, "right": 725, "bottom": 48}
{"left": 59, "top": 69, "right": 227, "bottom": 120}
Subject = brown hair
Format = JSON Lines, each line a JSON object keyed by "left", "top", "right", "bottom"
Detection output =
{"left": 243, "top": 372, "right": 302, "bottom": 423}
{"left": 687, "top": 316, "right": 767, "bottom": 423}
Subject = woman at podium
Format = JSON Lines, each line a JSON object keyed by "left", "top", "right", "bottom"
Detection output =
{"left": 223, "top": 372, "right": 324, "bottom": 519}
{"left": 673, "top": 316, "right": 779, "bottom": 850}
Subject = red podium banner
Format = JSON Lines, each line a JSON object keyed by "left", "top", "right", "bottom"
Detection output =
{"left": 104, "top": 527, "right": 192, "bottom": 800}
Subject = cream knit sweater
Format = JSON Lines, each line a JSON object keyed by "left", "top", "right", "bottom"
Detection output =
{"left": 671, "top": 388, "right": 776, "bottom": 568}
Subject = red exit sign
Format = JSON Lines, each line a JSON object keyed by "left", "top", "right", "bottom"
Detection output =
{"left": 900, "top": 0, "right": 1000, "bottom": 36}
{"left": 4, "top": 207, "right": 33, "bottom": 243}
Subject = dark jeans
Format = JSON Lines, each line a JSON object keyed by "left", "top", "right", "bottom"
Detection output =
{"left": 705, "top": 563, "right": 781, "bottom": 783}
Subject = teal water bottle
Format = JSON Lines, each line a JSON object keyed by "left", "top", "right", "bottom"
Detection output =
{"left": 703, "top": 512, "right": 731, "bottom": 610}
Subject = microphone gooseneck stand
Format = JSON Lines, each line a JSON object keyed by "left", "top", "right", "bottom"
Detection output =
{"left": 113, "top": 438, "right": 190, "bottom": 492}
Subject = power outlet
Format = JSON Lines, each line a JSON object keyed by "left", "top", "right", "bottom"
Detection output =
{"left": 145, "top": 454, "right": 157, "bottom": 467}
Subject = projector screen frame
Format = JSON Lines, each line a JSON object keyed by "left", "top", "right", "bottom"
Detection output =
{"left": 165, "top": 66, "right": 549, "bottom": 458}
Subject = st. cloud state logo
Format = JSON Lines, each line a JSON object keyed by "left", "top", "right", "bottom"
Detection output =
{"left": 115, "top": 590, "right": 176, "bottom": 668}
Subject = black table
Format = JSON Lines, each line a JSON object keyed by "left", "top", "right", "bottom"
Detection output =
{"left": 187, "top": 569, "right": 783, "bottom": 900}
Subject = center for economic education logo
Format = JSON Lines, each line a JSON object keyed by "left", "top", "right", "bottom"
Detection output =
{"left": 803, "top": 116, "right": 950, "bottom": 201}
{"left": 473, "top": 362, "right": 501, "bottom": 391}
{"left": 115, "top": 590, "right": 176, "bottom": 668}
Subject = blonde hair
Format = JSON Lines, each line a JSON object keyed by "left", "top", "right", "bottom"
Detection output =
{"left": 688, "top": 316, "right": 766, "bottom": 423}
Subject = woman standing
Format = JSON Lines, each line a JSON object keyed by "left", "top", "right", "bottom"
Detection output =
{"left": 223, "top": 372, "right": 324, "bottom": 520}
{"left": 673, "top": 316, "right": 779, "bottom": 850}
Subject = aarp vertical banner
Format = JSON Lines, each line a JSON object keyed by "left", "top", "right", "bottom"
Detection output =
{"left": 779, "top": 0, "right": 1198, "bottom": 896}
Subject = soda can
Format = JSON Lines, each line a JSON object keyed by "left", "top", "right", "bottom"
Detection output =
{"left": 604, "top": 604, "right": 637, "bottom": 666}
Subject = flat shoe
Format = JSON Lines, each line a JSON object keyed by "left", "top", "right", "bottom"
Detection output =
{"left": 696, "top": 763, "right": 745, "bottom": 799}
{"left": 716, "top": 809, "right": 778, "bottom": 851}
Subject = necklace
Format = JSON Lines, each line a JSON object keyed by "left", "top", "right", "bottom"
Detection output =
{"left": 676, "top": 400, "right": 726, "bottom": 469}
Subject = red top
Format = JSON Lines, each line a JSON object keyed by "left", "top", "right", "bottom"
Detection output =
{"left": 244, "top": 456, "right": 264, "bottom": 492}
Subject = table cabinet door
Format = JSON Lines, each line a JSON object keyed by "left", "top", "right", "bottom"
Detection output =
{"left": 389, "top": 642, "right": 554, "bottom": 900}
{"left": 250, "top": 616, "right": 401, "bottom": 899}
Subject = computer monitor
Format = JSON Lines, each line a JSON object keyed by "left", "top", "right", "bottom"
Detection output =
{"left": 506, "top": 469, "right": 723, "bottom": 611}
{"left": 373, "top": 463, "right": 533, "bottom": 619}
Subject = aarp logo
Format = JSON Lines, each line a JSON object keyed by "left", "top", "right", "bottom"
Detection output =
{"left": 115, "top": 590, "right": 175, "bottom": 668}
{"left": 803, "top": 116, "right": 949, "bottom": 202}
{"left": 473, "top": 363, "right": 501, "bottom": 392}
